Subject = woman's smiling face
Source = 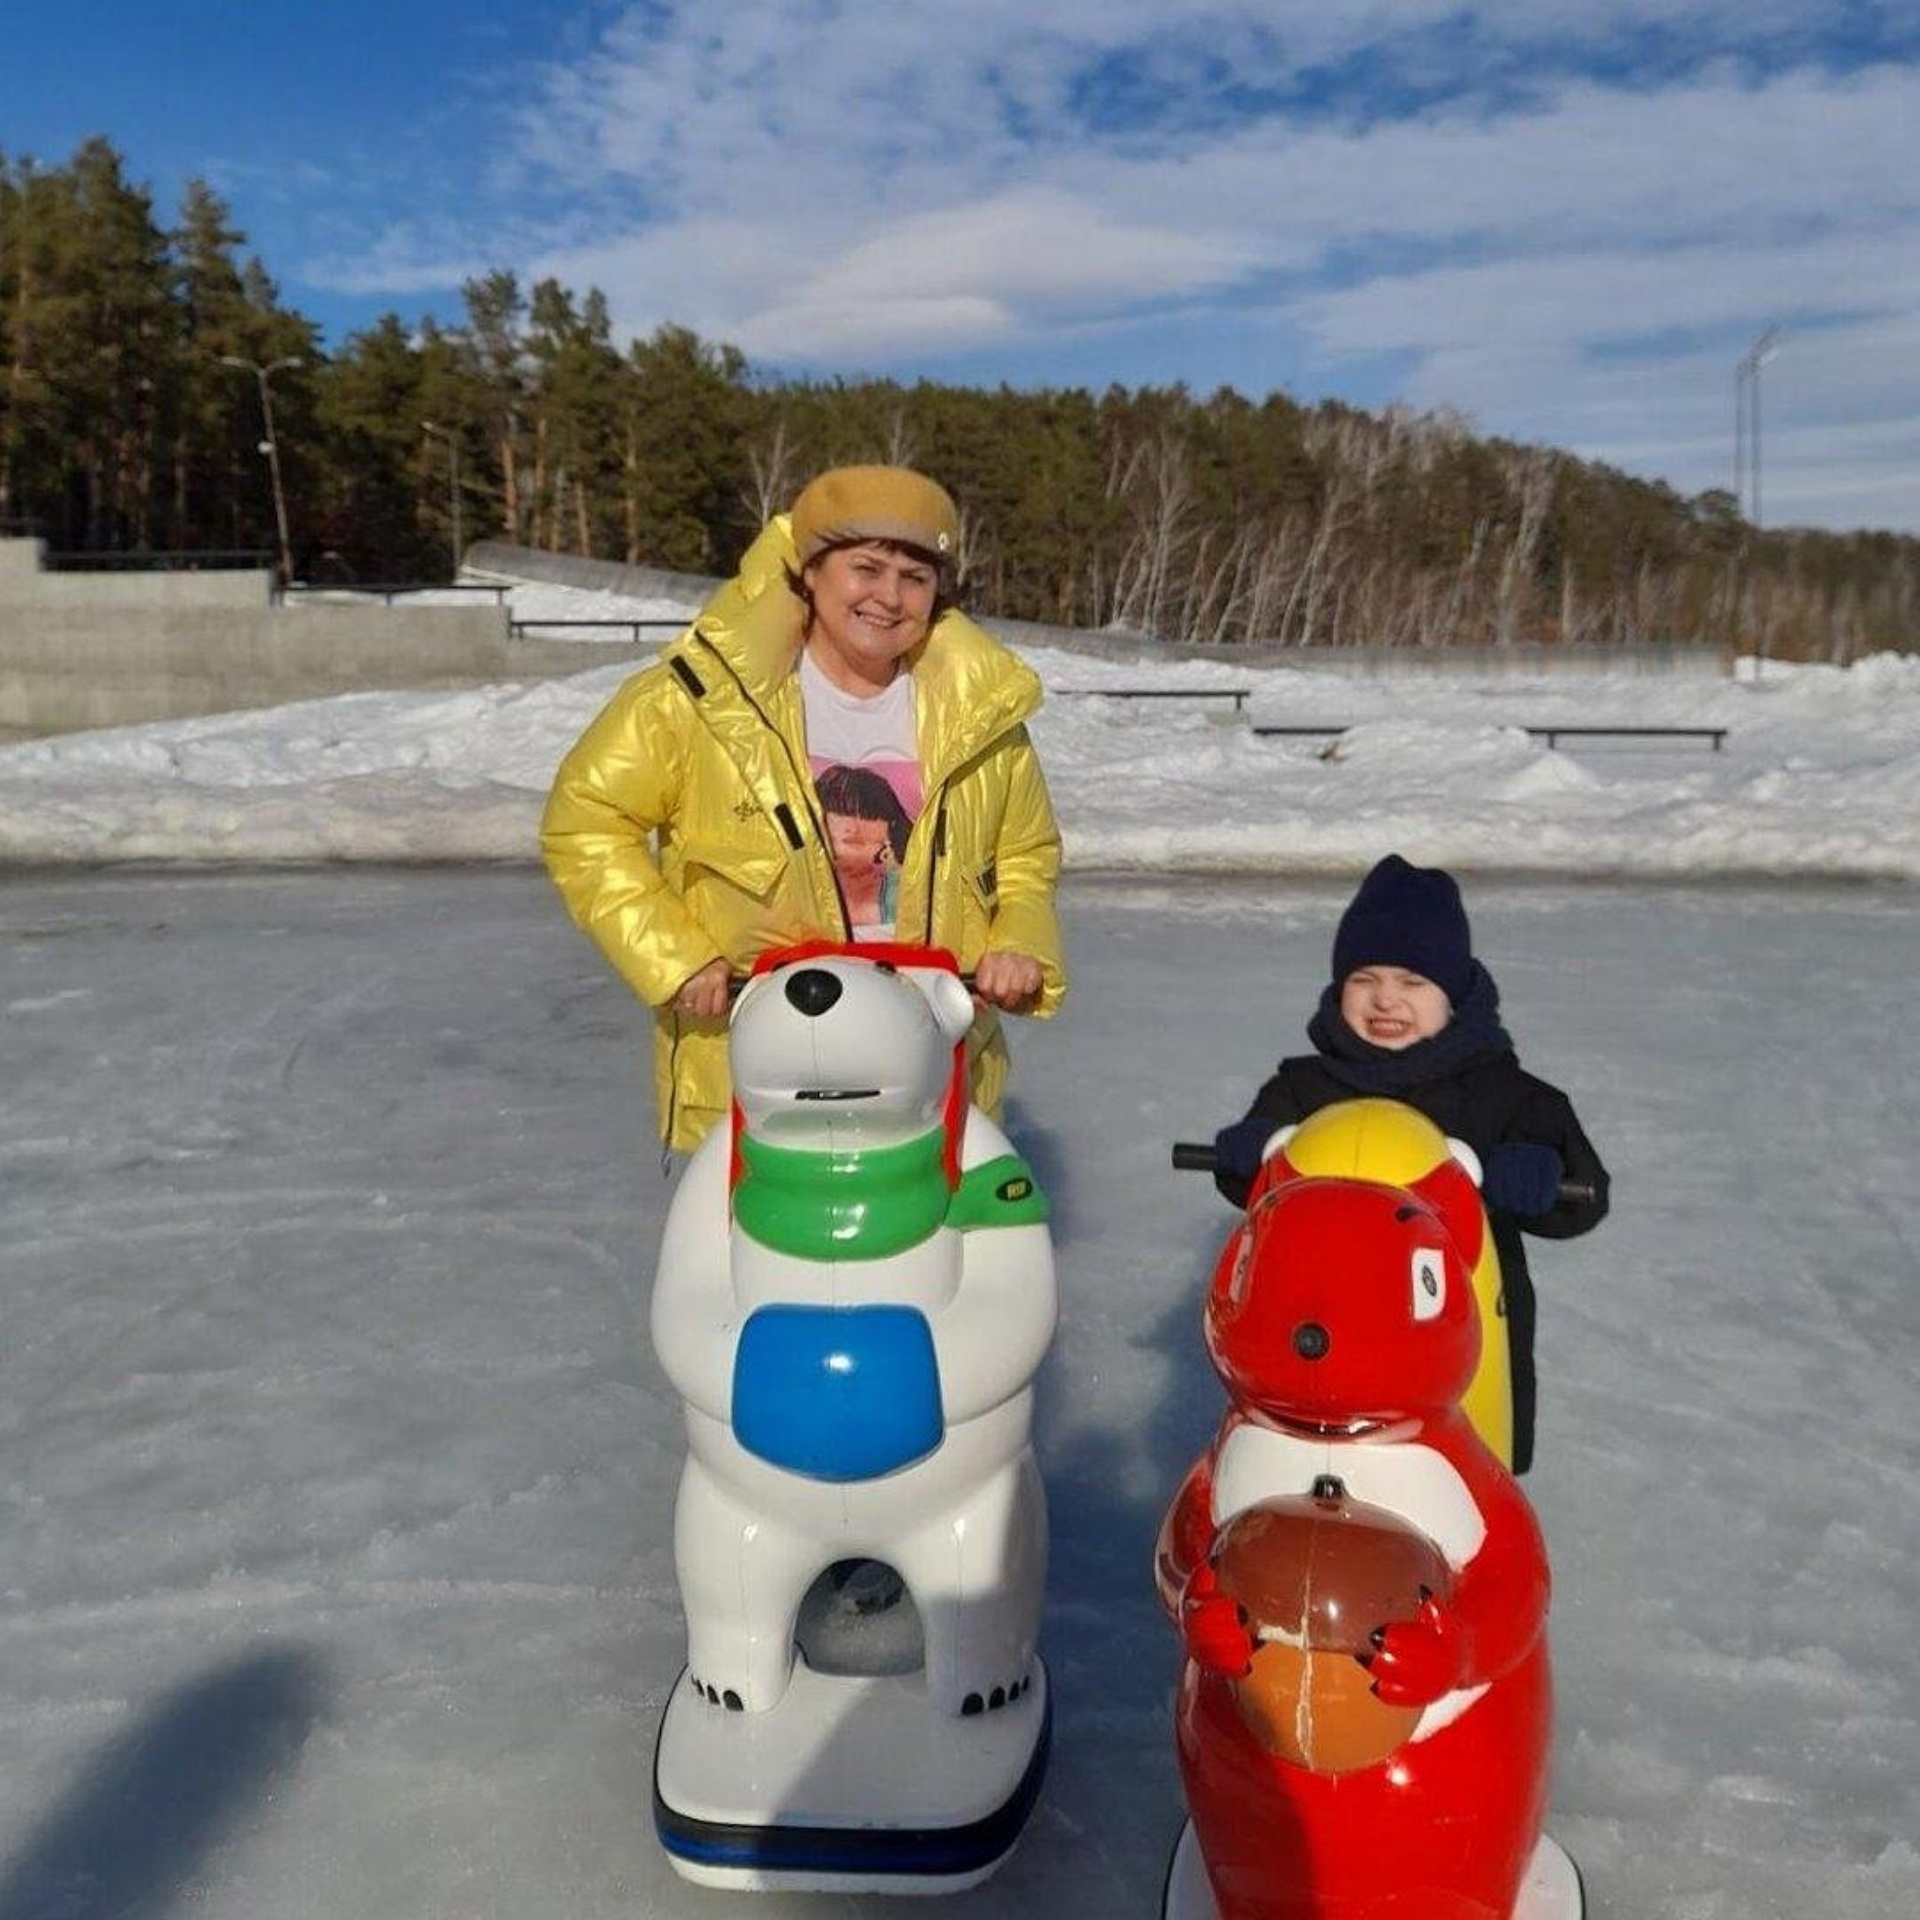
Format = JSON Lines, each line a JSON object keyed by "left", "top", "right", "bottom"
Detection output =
{"left": 802, "top": 541, "right": 940, "bottom": 694}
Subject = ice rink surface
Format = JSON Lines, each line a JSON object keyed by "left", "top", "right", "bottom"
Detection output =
{"left": 2, "top": 868, "right": 1916, "bottom": 1920}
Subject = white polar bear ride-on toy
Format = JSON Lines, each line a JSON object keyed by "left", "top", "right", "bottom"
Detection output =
{"left": 649, "top": 940, "right": 1058, "bottom": 1893}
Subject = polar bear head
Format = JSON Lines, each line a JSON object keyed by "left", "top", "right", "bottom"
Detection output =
{"left": 729, "top": 943, "right": 975, "bottom": 1151}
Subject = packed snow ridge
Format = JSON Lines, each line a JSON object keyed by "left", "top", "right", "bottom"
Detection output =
{"left": 2, "top": 575, "right": 1916, "bottom": 877}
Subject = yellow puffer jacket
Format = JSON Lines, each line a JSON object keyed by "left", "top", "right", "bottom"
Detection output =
{"left": 541, "top": 515, "right": 1067, "bottom": 1149}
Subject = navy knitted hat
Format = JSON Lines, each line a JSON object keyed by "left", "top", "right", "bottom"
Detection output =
{"left": 1331, "top": 855, "right": 1473, "bottom": 1004}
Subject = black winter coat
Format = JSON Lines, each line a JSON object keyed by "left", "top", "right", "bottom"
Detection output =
{"left": 1214, "top": 967, "right": 1609, "bottom": 1474}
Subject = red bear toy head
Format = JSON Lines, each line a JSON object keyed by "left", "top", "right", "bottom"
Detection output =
{"left": 1204, "top": 1166, "right": 1480, "bottom": 1432}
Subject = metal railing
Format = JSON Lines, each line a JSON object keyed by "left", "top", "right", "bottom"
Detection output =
{"left": 1055, "top": 686, "right": 1253, "bottom": 713}
{"left": 44, "top": 548, "right": 276, "bottom": 572}
{"left": 1252, "top": 722, "right": 1728, "bottom": 751}
{"left": 508, "top": 617, "right": 688, "bottom": 643}
{"left": 278, "top": 582, "right": 511, "bottom": 606}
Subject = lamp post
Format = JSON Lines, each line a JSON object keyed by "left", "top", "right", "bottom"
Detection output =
{"left": 1736, "top": 329, "right": 1780, "bottom": 527}
{"left": 1734, "top": 329, "right": 1781, "bottom": 679}
{"left": 219, "top": 353, "right": 302, "bottom": 585}
{"left": 422, "top": 420, "right": 463, "bottom": 578}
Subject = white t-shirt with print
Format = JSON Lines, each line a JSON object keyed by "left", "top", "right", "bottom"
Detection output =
{"left": 800, "top": 648, "right": 924, "bottom": 941}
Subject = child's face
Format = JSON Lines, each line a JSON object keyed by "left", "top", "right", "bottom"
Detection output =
{"left": 1339, "top": 967, "right": 1452, "bottom": 1050}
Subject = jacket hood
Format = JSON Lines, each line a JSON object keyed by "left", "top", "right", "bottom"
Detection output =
{"left": 668, "top": 516, "right": 1043, "bottom": 781}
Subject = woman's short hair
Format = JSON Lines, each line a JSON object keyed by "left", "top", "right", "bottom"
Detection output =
{"left": 815, "top": 763, "right": 913, "bottom": 860}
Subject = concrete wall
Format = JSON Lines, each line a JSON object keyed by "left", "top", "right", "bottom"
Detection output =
{"left": 0, "top": 539, "right": 631, "bottom": 736}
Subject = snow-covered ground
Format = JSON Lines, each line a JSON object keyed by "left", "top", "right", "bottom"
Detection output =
{"left": 2, "top": 867, "right": 1916, "bottom": 1920}
{"left": 1, "top": 573, "right": 1916, "bottom": 876}
{"left": 1, "top": 570, "right": 1915, "bottom": 1915}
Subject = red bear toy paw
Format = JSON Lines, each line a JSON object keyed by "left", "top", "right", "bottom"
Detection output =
{"left": 1364, "top": 1591, "right": 1468, "bottom": 1707}
{"left": 1181, "top": 1564, "right": 1255, "bottom": 1675}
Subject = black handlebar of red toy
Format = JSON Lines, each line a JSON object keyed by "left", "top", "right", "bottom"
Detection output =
{"left": 728, "top": 968, "right": 979, "bottom": 998}
{"left": 1169, "top": 1141, "right": 1594, "bottom": 1206}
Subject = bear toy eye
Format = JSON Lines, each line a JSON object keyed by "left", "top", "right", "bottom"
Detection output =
{"left": 1410, "top": 1248, "right": 1446, "bottom": 1322}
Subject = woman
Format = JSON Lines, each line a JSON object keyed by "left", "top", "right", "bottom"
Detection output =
{"left": 541, "top": 464, "right": 1066, "bottom": 1151}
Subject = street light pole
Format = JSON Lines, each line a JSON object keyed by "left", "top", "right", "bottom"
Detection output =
{"left": 219, "top": 353, "right": 302, "bottom": 586}
{"left": 1733, "top": 357, "right": 1745, "bottom": 505}
{"left": 1734, "top": 328, "right": 1781, "bottom": 679}
{"left": 422, "top": 421, "right": 462, "bottom": 578}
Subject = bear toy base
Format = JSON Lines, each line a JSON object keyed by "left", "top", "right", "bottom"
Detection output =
{"left": 654, "top": 1657, "right": 1051, "bottom": 1893}
{"left": 1160, "top": 1818, "right": 1585, "bottom": 1920}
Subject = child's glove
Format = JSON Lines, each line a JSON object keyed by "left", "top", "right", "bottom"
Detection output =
{"left": 1481, "top": 1142, "right": 1564, "bottom": 1218}
{"left": 1213, "top": 1115, "right": 1278, "bottom": 1178}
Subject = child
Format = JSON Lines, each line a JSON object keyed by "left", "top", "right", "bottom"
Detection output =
{"left": 1211, "top": 854, "right": 1608, "bottom": 1475}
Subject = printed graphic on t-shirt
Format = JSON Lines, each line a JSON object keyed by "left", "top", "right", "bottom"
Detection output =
{"left": 800, "top": 652, "right": 922, "bottom": 939}
{"left": 811, "top": 757, "right": 922, "bottom": 937}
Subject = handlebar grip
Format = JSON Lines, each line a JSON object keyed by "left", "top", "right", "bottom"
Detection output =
{"left": 1168, "top": 1149, "right": 1594, "bottom": 1207}
{"left": 726, "top": 965, "right": 981, "bottom": 1000}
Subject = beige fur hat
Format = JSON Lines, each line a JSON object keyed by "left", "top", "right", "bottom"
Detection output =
{"left": 789, "top": 466, "right": 960, "bottom": 569}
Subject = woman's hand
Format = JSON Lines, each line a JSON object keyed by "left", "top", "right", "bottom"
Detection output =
{"left": 972, "top": 950, "right": 1044, "bottom": 1013}
{"left": 672, "top": 958, "right": 733, "bottom": 1020}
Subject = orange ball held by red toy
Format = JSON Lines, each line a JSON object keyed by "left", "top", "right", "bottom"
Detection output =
{"left": 1211, "top": 1481, "right": 1453, "bottom": 1775}
{"left": 1156, "top": 1124, "right": 1564, "bottom": 1920}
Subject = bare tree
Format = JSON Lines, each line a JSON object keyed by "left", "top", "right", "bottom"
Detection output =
{"left": 1492, "top": 449, "right": 1554, "bottom": 645}
{"left": 1105, "top": 429, "right": 1202, "bottom": 638}
{"left": 741, "top": 417, "right": 802, "bottom": 529}
{"left": 1281, "top": 467, "right": 1355, "bottom": 645}
{"left": 880, "top": 408, "right": 918, "bottom": 470}
{"left": 952, "top": 496, "right": 994, "bottom": 608}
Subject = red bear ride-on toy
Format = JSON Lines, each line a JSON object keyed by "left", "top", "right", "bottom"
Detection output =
{"left": 1160, "top": 1101, "right": 1585, "bottom": 1920}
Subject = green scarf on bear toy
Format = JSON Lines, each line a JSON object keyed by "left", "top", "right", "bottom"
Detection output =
{"left": 734, "top": 1128, "right": 1048, "bottom": 1262}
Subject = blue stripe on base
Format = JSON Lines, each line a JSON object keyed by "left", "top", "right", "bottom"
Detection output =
{"left": 653, "top": 1687, "right": 1053, "bottom": 1880}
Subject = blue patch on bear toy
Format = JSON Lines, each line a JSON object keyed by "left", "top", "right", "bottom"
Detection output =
{"left": 731, "top": 1305, "right": 945, "bottom": 1481}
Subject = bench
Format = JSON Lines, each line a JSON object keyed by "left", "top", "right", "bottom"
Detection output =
{"left": 1252, "top": 723, "right": 1728, "bottom": 752}
{"left": 1524, "top": 725, "right": 1727, "bottom": 752}
{"left": 1055, "top": 686, "right": 1253, "bottom": 714}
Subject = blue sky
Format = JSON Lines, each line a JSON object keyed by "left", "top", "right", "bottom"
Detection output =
{"left": 7, "top": 1, "right": 1920, "bottom": 531}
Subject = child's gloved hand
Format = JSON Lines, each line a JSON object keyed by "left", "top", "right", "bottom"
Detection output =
{"left": 1213, "top": 1115, "right": 1278, "bottom": 1178}
{"left": 1481, "top": 1142, "right": 1564, "bottom": 1217}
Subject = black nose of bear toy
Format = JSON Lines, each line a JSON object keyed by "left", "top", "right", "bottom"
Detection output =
{"left": 785, "top": 969, "right": 844, "bottom": 1017}
{"left": 1293, "top": 1322, "right": 1332, "bottom": 1361}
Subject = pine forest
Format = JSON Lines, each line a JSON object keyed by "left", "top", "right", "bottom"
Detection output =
{"left": 4, "top": 138, "right": 1917, "bottom": 663}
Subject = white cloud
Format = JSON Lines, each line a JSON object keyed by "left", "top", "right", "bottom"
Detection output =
{"left": 736, "top": 295, "right": 1016, "bottom": 360}
{"left": 1170, "top": 65, "right": 1920, "bottom": 250}
{"left": 313, "top": 3, "right": 1920, "bottom": 527}
{"left": 305, "top": 226, "right": 498, "bottom": 299}
{"left": 1293, "top": 231, "right": 1920, "bottom": 361}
